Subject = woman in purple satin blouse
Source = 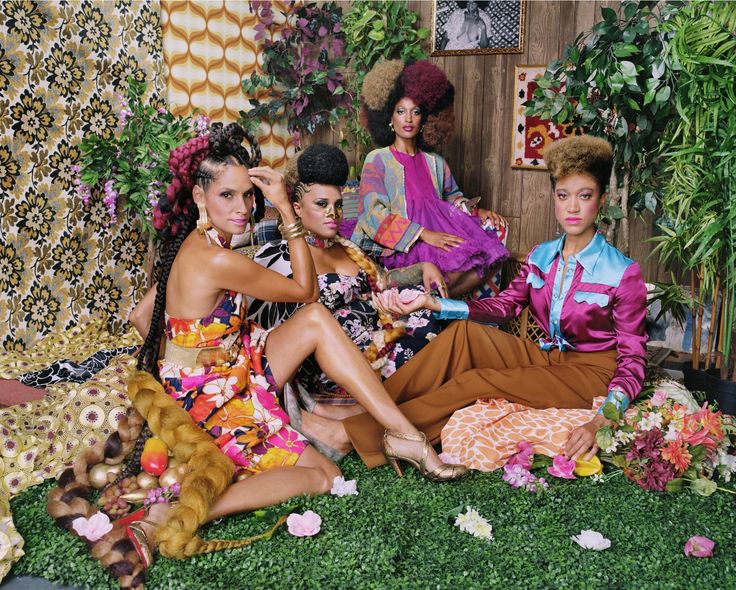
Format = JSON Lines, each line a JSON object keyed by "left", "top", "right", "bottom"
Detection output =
{"left": 339, "top": 135, "right": 648, "bottom": 469}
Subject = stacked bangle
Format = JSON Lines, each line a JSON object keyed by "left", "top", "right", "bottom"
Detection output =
{"left": 278, "top": 219, "right": 306, "bottom": 240}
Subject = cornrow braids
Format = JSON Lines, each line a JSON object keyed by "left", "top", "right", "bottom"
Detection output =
{"left": 334, "top": 236, "right": 405, "bottom": 370}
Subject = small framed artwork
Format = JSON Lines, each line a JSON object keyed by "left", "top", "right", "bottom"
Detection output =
{"left": 511, "top": 65, "right": 577, "bottom": 170}
{"left": 431, "top": 0, "right": 526, "bottom": 56}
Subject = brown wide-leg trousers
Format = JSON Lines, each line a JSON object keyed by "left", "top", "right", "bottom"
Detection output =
{"left": 344, "top": 320, "right": 618, "bottom": 468}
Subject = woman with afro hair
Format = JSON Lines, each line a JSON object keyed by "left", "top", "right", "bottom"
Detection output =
{"left": 345, "top": 136, "right": 648, "bottom": 469}
{"left": 48, "top": 123, "right": 468, "bottom": 586}
{"left": 249, "top": 144, "right": 449, "bottom": 446}
{"left": 351, "top": 59, "right": 509, "bottom": 297}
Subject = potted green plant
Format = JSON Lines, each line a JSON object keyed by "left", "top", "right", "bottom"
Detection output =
{"left": 524, "top": 0, "right": 680, "bottom": 254}
{"left": 651, "top": 0, "right": 736, "bottom": 411}
{"left": 241, "top": 1, "right": 353, "bottom": 148}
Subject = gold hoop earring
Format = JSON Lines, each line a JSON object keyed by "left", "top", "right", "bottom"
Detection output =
{"left": 197, "top": 203, "right": 211, "bottom": 235}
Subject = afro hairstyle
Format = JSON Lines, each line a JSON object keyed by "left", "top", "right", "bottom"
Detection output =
{"left": 284, "top": 144, "right": 349, "bottom": 197}
{"left": 543, "top": 136, "right": 613, "bottom": 193}
{"left": 360, "top": 59, "right": 455, "bottom": 153}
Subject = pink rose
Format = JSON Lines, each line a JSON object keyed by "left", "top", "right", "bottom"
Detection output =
{"left": 287, "top": 510, "right": 322, "bottom": 537}
{"left": 684, "top": 536, "right": 715, "bottom": 558}
{"left": 651, "top": 389, "right": 668, "bottom": 407}
{"left": 507, "top": 441, "right": 534, "bottom": 470}
{"left": 547, "top": 455, "right": 577, "bottom": 479}
{"left": 72, "top": 512, "right": 113, "bottom": 542}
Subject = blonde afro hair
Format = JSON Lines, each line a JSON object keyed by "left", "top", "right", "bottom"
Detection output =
{"left": 543, "top": 136, "right": 613, "bottom": 192}
{"left": 361, "top": 59, "right": 405, "bottom": 111}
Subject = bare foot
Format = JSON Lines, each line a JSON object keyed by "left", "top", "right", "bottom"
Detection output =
{"left": 313, "top": 402, "right": 367, "bottom": 421}
{"left": 301, "top": 411, "right": 352, "bottom": 456}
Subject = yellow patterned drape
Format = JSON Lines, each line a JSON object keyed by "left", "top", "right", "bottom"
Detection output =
{"left": 162, "top": 0, "right": 294, "bottom": 169}
{"left": 0, "top": 0, "right": 165, "bottom": 348}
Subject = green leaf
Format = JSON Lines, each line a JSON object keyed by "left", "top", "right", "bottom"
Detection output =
{"left": 627, "top": 98, "right": 641, "bottom": 112}
{"left": 622, "top": 27, "right": 637, "bottom": 43}
{"left": 367, "top": 29, "right": 384, "bottom": 41}
{"left": 602, "top": 402, "right": 621, "bottom": 422}
{"left": 531, "top": 455, "right": 553, "bottom": 469}
{"left": 690, "top": 478, "right": 718, "bottom": 497}
{"left": 613, "top": 43, "right": 639, "bottom": 58}
{"left": 416, "top": 28, "right": 429, "bottom": 40}
{"left": 619, "top": 60, "right": 638, "bottom": 85}
{"left": 602, "top": 7, "right": 617, "bottom": 23}
{"left": 689, "top": 444, "right": 706, "bottom": 464}
{"left": 623, "top": 1, "right": 639, "bottom": 20}
{"left": 655, "top": 85, "right": 671, "bottom": 104}
{"left": 665, "top": 478, "right": 684, "bottom": 493}
{"left": 596, "top": 425, "right": 614, "bottom": 450}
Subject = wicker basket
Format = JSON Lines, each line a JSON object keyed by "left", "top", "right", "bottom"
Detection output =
{"left": 498, "top": 253, "right": 546, "bottom": 342}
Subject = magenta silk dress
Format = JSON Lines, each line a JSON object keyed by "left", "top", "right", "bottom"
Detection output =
{"left": 381, "top": 147, "right": 508, "bottom": 278}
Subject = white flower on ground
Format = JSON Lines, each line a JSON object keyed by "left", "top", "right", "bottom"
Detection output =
{"left": 330, "top": 476, "right": 358, "bottom": 497}
{"left": 571, "top": 530, "right": 611, "bottom": 550}
{"left": 454, "top": 507, "right": 493, "bottom": 541}
{"left": 72, "top": 512, "right": 113, "bottom": 542}
{"left": 591, "top": 473, "right": 605, "bottom": 484}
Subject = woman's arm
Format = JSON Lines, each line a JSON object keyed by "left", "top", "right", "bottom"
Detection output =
{"left": 128, "top": 284, "right": 157, "bottom": 340}
{"left": 385, "top": 262, "right": 448, "bottom": 298}
{"left": 359, "top": 153, "right": 423, "bottom": 252}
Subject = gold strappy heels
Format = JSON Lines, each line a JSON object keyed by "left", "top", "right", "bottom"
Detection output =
{"left": 382, "top": 430, "right": 468, "bottom": 482}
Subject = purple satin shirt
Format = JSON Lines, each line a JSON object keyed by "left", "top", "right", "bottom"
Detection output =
{"left": 466, "top": 232, "right": 648, "bottom": 402}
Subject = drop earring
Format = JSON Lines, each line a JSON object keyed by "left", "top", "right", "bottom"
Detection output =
{"left": 197, "top": 203, "right": 211, "bottom": 235}
{"left": 389, "top": 122, "right": 395, "bottom": 132}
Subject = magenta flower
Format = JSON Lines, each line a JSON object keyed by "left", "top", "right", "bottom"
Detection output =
{"left": 547, "top": 455, "right": 577, "bottom": 479}
{"left": 650, "top": 389, "right": 668, "bottom": 407}
{"left": 507, "top": 441, "right": 534, "bottom": 470}
{"left": 684, "top": 536, "right": 715, "bottom": 558}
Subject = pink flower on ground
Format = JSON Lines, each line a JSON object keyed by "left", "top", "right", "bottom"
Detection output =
{"left": 502, "top": 464, "right": 532, "bottom": 488}
{"left": 287, "top": 510, "right": 322, "bottom": 537}
{"left": 651, "top": 389, "right": 668, "bottom": 407}
{"left": 684, "top": 536, "right": 715, "bottom": 557}
{"left": 547, "top": 455, "right": 577, "bottom": 479}
{"left": 72, "top": 512, "right": 112, "bottom": 542}
{"left": 507, "top": 441, "right": 534, "bottom": 470}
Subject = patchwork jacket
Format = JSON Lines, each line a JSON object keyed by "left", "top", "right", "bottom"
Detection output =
{"left": 351, "top": 147, "right": 467, "bottom": 254}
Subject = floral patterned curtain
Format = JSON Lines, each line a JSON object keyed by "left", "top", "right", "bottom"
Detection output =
{"left": 0, "top": 0, "right": 165, "bottom": 349}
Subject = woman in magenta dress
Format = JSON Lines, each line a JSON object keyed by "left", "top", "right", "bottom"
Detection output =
{"left": 351, "top": 59, "right": 509, "bottom": 297}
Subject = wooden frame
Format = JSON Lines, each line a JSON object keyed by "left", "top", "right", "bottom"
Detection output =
{"left": 431, "top": 0, "right": 526, "bottom": 56}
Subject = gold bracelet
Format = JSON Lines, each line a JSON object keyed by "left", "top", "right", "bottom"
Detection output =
{"left": 278, "top": 219, "right": 306, "bottom": 240}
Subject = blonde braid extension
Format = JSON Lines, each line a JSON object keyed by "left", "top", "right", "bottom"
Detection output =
{"left": 334, "top": 236, "right": 405, "bottom": 369}
{"left": 48, "top": 371, "right": 288, "bottom": 590}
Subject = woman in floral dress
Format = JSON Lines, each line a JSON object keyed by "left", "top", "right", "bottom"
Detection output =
{"left": 250, "top": 145, "right": 448, "bottom": 408}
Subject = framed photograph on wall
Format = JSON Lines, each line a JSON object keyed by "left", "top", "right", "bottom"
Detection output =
{"left": 511, "top": 65, "right": 578, "bottom": 170}
{"left": 431, "top": 1, "right": 526, "bottom": 56}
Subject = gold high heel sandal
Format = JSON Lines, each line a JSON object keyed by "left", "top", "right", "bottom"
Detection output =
{"left": 382, "top": 430, "right": 468, "bottom": 482}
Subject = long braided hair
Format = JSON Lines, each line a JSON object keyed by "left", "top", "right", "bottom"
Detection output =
{"left": 285, "top": 144, "right": 405, "bottom": 370}
{"left": 48, "top": 123, "right": 269, "bottom": 589}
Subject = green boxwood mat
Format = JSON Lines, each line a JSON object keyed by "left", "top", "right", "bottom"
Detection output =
{"left": 9, "top": 455, "right": 736, "bottom": 589}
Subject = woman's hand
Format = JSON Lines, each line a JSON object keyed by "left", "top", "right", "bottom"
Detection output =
{"left": 476, "top": 208, "right": 507, "bottom": 230}
{"left": 371, "top": 289, "right": 435, "bottom": 318}
{"left": 421, "top": 263, "right": 448, "bottom": 298}
{"left": 248, "top": 167, "right": 289, "bottom": 211}
{"left": 564, "top": 414, "right": 609, "bottom": 461}
{"left": 419, "top": 229, "right": 464, "bottom": 252}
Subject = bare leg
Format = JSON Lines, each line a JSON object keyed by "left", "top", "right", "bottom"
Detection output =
{"left": 313, "top": 403, "right": 366, "bottom": 420}
{"left": 139, "top": 445, "right": 340, "bottom": 537}
{"left": 265, "top": 303, "right": 447, "bottom": 472}
{"left": 447, "top": 270, "right": 485, "bottom": 298}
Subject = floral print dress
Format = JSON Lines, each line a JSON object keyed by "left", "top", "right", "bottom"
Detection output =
{"left": 249, "top": 240, "right": 445, "bottom": 404}
{"left": 158, "top": 288, "right": 307, "bottom": 473}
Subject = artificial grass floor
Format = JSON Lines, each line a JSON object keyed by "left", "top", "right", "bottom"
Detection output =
{"left": 9, "top": 454, "right": 736, "bottom": 590}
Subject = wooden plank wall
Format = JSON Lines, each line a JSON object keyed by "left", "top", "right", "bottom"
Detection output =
{"left": 315, "top": 1, "right": 665, "bottom": 281}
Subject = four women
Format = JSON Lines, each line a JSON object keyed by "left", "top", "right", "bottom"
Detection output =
{"left": 50, "top": 59, "right": 650, "bottom": 584}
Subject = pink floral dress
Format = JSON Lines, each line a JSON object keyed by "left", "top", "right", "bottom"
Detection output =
{"left": 158, "top": 288, "right": 307, "bottom": 473}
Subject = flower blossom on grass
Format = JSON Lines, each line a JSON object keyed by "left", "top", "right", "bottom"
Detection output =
{"left": 286, "top": 510, "right": 321, "bottom": 537}
{"left": 571, "top": 530, "right": 611, "bottom": 551}
{"left": 72, "top": 512, "right": 112, "bottom": 542}
{"left": 502, "top": 463, "right": 548, "bottom": 493}
{"left": 548, "top": 455, "right": 577, "bottom": 479}
{"left": 330, "top": 476, "right": 358, "bottom": 497}
{"left": 454, "top": 507, "right": 493, "bottom": 541}
{"left": 684, "top": 535, "right": 715, "bottom": 558}
{"left": 507, "top": 441, "right": 534, "bottom": 470}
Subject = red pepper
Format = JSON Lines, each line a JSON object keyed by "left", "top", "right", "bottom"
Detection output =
{"left": 141, "top": 437, "right": 169, "bottom": 476}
